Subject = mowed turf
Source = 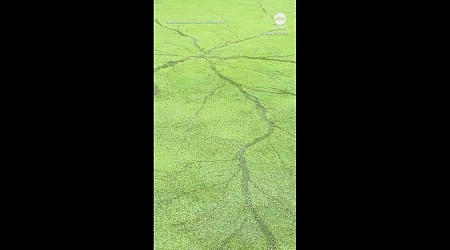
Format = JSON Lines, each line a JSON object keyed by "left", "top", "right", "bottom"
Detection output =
{"left": 154, "top": 1, "right": 296, "bottom": 249}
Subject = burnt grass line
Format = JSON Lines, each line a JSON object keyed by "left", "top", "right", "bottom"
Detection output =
{"left": 195, "top": 83, "right": 226, "bottom": 116}
{"left": 225, "top": 24, "right": 241, "bottom": 40}
{"left": 218, "top": 219, "right": 246, "bottom": 250}
{"left": 249, "top": 179, "right": 295, "bottom": 215}
{"left": 209, "top": 61, "right": 277, "bottom": 249}
{"left": 155, "top": 19, "right": 275, "bottom": 56}
{"left": 171, "top": 198, "right": 246, "bottom": 230}
{"left": 154, "top": 85, "right": 160, "bottom": 97}
{"left": 154, "top": 159, "right": 235, "bottom": 180}
{"left": 156, "top": 55, "right": 287, "bottom": 248}
{"left": 274, "top": 125, "right": 296, "bottom": 139}
{"left": 172, "top": 201, "right": 247, "bottom": 241}
{"left": 155, "top": 18, "right": 204, "bottom": 52}
{"left": 162, "top": 41, "right": 196, "bottom": 54}
{"left": 154, "top": 169, "right": 241, "bottom": 210}
{"left": 154, "top": 57, "right": 194, "bottom": 73}
{"left": 211, "top": 29, "right": 232, "bottom": 43}
{"left": 210, "top": 60, "right": 294, "bottom": 80}
{"left": 268, "top": 140, "right": 296, "bottom": 176}
{"left": 154, "top": 48, "right": 186, "bottom": 57}
{"left": 154, "top": 52, "right": 187, "bottom": 57}
{"left": 257, "top": 0, "right": 274, "bottom": 21}
{"left": 154, "top": 17, "right": 293, "bottom": 96}
{"left": 212, "top": 55, "right": 296, "bottom": 64}
{"left": 205, "top": 30, "right": 277, "bottom": 54}
{"left": 258, "top": 2, "right": 269, "bottom": 15}
{"left": 243, "top": 86, "right": 296, "bottom": 96}
{"left": 154, "top": 14, "right": 296, "bottom": 248}
{"left": 154, "top": 57, "right": 194, "bottom": 96}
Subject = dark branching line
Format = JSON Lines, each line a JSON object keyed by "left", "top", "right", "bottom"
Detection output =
{"left": 212, "top": 55, "right": 296, "bottom": 64}
{"left": 171, "top": 188, "right": 246, "bottom": 234}
{"left": 274, "top": 125, "right": 296, "bottom": 139}
{"left": 155, "top": 18, "right": 204, "bottom": 52}
{"left": 155, "top": 159, "right": 234, "bottom": 180}
{"left": 154, "top": 169, "right": 240, "bottom": 210}
{"left": 154, "top": 53, "right": 184, "bottom": 57}
{"left": 211, "top": 30, "right": 231, "bottom": 43}
{"left": 153, "top": 86, "right": 160, "bottom": 97}
{"left": 218, "top": 219, "right": 246, "bottom": 250}
{"left": 195, "top": 83, "right": 226, "bottom": 116}
{"left": 257, "top": 0, "right": 273, "bottom": 20}
{"left": 205, "top": 29, "right": 277, "bottom": 54}
{"left": 210, "top": 60, "right": 293, "bottom": 81}
{"left": 243, "top": 85, "right": 296, "bottom": 96}
{"left": 154, "top": 57, "right": 194, "bottom": 73}
{"left": 268, "top": 140, "right": 296, "bottom": 175}
{"left": 225, "top": 24, "right": 241, "bottom": 40}
{"left": 154, "top": 48, "right": 185, "bottom": 57}
{"left": 162, "top": 41, "right": 196, "bottom": 54}
{"left": 154, "top": 10, "right": 296, "bottom": 248}
{"left": 172, "top": 196, "right": 247, "bottom": 239}
{"left": 209, "top": 61, "right": 277, "bottom": 249}
{"left": 250, "top": 179, "right": 295, "bottom": 214}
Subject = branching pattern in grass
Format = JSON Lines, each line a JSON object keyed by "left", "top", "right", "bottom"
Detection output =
{"left": 154, "top": 1, "right": 296, "bottom": 249}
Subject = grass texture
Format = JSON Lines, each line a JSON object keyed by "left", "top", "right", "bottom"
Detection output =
{"left": 154, "top": 1, "right": 296, "bottom": 249}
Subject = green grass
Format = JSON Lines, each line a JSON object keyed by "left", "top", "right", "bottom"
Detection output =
{"left": 154, "top": 1, "right": 296, "bottom": 249}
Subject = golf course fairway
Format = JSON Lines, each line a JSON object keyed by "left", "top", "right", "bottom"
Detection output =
{"left": 154, "top": 1, "right": 296, "bottom": 249}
